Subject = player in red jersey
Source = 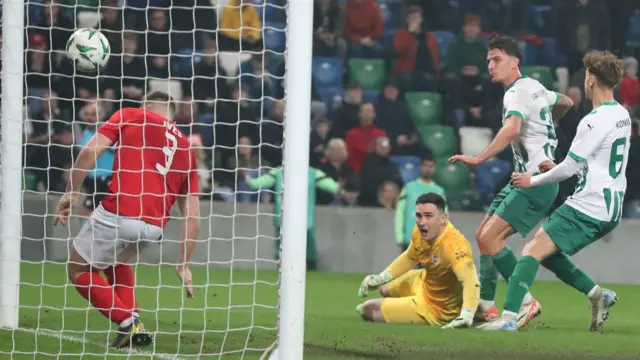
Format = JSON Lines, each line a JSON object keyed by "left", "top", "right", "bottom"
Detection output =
{"left": 53, "top": 91, "right": 200, "bottom": 348}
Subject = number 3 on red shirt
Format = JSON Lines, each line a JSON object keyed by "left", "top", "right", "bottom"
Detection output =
{"left": 155, "top": 122, "right": 181, "bottom": 175}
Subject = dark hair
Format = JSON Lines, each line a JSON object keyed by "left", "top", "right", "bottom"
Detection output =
{"left": 416, "top": 192, "right": 446, "bottom": 212}
{"left": 343, "top": 176, "right": 361, "bottom": 192}
{"left": 145, "top": 91, "right": 176, "bottom": 115}
{"left": 406, "top": 6, "right": 422, "bottom": 16}
{"left": 583, "top": 50, "right": 624, "bottom": 89}
{"left": 488, "top": 36, "right": 523, "bottom": 62}
{"left": 347, "top": 82, "right": 362, "bottom": 91}
{"left": 419, "top": 150, "right": 434, "bottom": 162}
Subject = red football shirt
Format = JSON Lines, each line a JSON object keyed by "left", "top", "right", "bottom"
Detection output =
{"left": 98, "top": 107, "right": 199, "bottom": 227}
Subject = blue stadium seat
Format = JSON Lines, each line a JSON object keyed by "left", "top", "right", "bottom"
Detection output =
{"left": 362, "top": 89, "right": 379, "bottom": 103}
{"left": 264, "top": 23, "right": 286, "bottom": 53}
{"left": 379, "top": 2, "right": 403, "bottom": 31}
{"left": 542, "top": 37, "right": 566, "bottom": 68}
{"left": 531, "top": 5, "right": 553, "bottom": 37}
{"left": 391, "top": 156, "right": 421, "bottom": 183}
{"left": 521, "top": 41, "right": 541, "bottom": 66}
{"left": 312, "top": 57, "right": 343, "bottom": 90}
{"left": 433, "top": 31, "right": 455, "bottom": 60}
{"left": 627, "top": 9, "right": 640, "bottom": 46}
{"left": 474, "top": 160, "right": 512, "bottom": 203}
{"left": 316, "top": 87, "right": 346, "bottom": 114}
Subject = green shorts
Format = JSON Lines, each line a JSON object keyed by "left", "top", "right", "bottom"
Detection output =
{"left": 487, "top": 182, "right": 559, "bottom": 237}
{"left": 542, "top": 204, "right": 618, "bottom": 256}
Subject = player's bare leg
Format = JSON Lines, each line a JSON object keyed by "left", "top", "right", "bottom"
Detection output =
{"left": 476, "top": 215, "right": 541, "bottom": 328}
{"left": 67, "top": 249, "right": 151, "bottom": 348}
{"left": 357, "top": 299, "right": 386, "bottom": 322}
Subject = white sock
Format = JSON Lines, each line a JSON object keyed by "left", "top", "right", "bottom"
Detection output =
{"left": 479, "top": 299, "right": 495, "bottom": 312}
{"left": 119, "top": 316, "right": 135, "bottom": 328}
{"left": 503, "top": 310, "right": 518, "bottom": 322}
{"left": 587, "top": 285, "right": 601, "bottom": 299}
{"left": 523, "top": 292, "right": 534, "bottom": 305}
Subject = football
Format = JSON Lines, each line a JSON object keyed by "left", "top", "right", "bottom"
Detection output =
{"left": 65, "top": 28, "right": 110, "bottom": 72}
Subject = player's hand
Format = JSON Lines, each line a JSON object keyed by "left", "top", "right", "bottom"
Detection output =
{"left": 176, "top": 265, "right": 195, "bottom": 299}
{"left": 358, "top": 271, "right": 392, "bottom": 298}
{"left": 442, "top": 308, "right": 474, "bottom": 329}
{"left": 538, "top": 160, "right": 556, "bottom": 173}
{"left": 448, "top": 154, "right": 480, "bottom": 167}
{"left": 511, "top": 172, "right": 532, "bottom": 188}
{"left": 53, "top": 193, "right": 79, "bottom": 226}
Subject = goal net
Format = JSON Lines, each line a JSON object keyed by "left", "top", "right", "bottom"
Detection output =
{"left": 0, "top": 0, "right": 313, "bottom": 358}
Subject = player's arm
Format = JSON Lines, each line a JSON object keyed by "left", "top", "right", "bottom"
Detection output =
{"left": 66, "top": 132, "right": 115, "bottom": 194}
{"left": 246, "top": 168, "right": 278, "bottom": 190}
{"left": 442, "top": 243, "right": 480, "bottom": 329}
{"left": 176, "top": 156, "right": 201, "bottom": 299}
{"left": 394, "top": 187, "right": 407, "bottom": 246}
{"left": 549, "top": 91, "right": 574, "bottom": 120}
{"left": 314, "top": 169, "right": 342, "bottom": 196}
{"left": 358, "top": 238, "right": 420, "bottom": 298}
{"left": 472, "top": 114, "right": 521, "bottom": 164}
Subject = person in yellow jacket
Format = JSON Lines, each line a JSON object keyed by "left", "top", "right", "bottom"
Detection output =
{"left": 219, "top": 0, "right": 262, "bottom": 51}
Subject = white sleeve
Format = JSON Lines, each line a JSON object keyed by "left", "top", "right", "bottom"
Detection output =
{"left": 567, "top": 117, "right": 610, "bottom": 162}
{"left": 503, "top": 88, "right": 530, "bottom": 120}
{"left": 530, "top": 156, "right": 581, "bottom": 187}
{"left": 546, "top": 90, "right": 559, "bottom": 106}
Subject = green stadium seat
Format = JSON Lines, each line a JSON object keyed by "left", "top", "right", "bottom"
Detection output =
{"left": 521, "top": 66, "right": 554, "bottom": 89}
{"left": 23, "top": 171, "right": 38, "bottom": 191}
{"left": 433, "top": 159, "right": 470, "bottom": 195}
{"left": 419, "top": 125, "right": 457, "bottom": 158}
{"left": 405, "top": 92, "right": 441, "bottom": 126}
{"left": 348, "top": 58, "right": 386, "bottom": 90}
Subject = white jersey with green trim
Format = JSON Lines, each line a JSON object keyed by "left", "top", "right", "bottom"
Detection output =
{"left": 502, "top": 76, "right": 559, "bottom": 174}
{"left": 565, "top": 101, "right": 631, "bottom": 222}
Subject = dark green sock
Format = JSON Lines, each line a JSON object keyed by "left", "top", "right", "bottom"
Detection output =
{"left": 541, "top": 252, "right": 597, "bottom": 296}
{"left": 492, "top": 246, "right": 518, "bottom": 282}
{"left": 479, "top": 254, "right": 498, "bottom": 301}
{"left": 504, "top": 255, "right": 540, "bottom": 313}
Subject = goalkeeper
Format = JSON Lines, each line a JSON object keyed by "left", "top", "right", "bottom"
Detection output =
{"left": 357, "top": 192, "right": 480, "bottom": 328}
{"left": 246, "top": 167, "right": 344, "bottom": 270}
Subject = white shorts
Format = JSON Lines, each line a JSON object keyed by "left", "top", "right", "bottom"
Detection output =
{"left": 72, "top": 205, "right": 163, "bottom": 270}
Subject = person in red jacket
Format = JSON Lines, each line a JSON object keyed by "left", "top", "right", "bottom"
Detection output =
{"left": 344, "top": 0, "right": 384, "bottom": 58}
{"left": 392, "top": 6, "right": 440, "bottom": 91}
{"left": 345, "top": 103, "right": 386, "bottom": 174}
{"left": 620, "top": 57, "right": 639, "bottom": 110}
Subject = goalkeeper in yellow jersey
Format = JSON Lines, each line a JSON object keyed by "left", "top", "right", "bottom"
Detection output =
{"left": 357, "top": 192, "right": 480, "bottom": 328}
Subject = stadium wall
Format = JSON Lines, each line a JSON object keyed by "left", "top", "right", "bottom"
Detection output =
{"left": 22, "top": 194, "right": 640, "bottom": 284}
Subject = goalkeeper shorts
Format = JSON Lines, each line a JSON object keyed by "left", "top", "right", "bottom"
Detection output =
{"left": 73, "top": 205, "right": 163, "bottom": 269}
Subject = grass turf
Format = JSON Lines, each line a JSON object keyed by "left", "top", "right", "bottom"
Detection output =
{"left": 1, "top": 262, "right": 640, "bottom": 360}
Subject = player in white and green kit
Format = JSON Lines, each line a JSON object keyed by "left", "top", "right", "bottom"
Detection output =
{"left": 449, "top": 36, "right": 576, "bottom": 328}
{"left": 483, "top": 50, "right": 625, "bottom": 332}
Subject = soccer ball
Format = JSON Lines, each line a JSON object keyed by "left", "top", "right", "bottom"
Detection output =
{"left": 66, "top": 28, "right": 110, "bottom": 72}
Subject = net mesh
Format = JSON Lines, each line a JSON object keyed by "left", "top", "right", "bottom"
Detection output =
{"left": 2, "top": 0, "right": 289, "bottom": 358}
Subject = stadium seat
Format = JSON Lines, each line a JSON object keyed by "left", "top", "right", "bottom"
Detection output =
{"left": 312, "top": 57, "right": 343, "bottom": 90}
{"left": 521, "top": 41, "right": 541, "bottom": 66}
{"left": 362, "top": 89, "right": 379, "bottom": 103}
{"left": 148, "top": 79, "right": 183, "bottom": 102}
{"left": 316, "top": 86, "right": 346, "bottom": 113}
{"left": 433, "top": 31, "right": 455, "bottom": 60}
{"left": 76, "top": 11, "right": 102, "bottom": 28}
{"left": 627, "top": 9, "right": 640, "bottom": 46}
{"left": 348, "top": 58, "right": 386, "bottom": 90}
{"left": 458, "top": 126, "right": 493, "bottom": 157}
{"left": 405, "top": 92, "right": 442, "bottom": 126}
{"left": 474, "top": 160, "right": 512, "bottom": 204}
{"left": 433, "top": 160, "right": 470, "bottom": 195}
{"left": 521, "top": 66, "right": 554, "bottom": 89}
{"left": 446, "top": 190, "right": 485, "bottom": 212}
{"left": 542, "top": 37, "right": 566, "bottom": 68}
{"left": 390, "top": 156, "right": 421, "bottom": 183}
{"left": 264, "top": 23, "right": 286, "bottom": 53}
{"left": 419, "top": 125, "right": 457, "bottom": 158}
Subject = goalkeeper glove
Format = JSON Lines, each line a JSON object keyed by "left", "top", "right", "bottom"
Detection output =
{"left": 441, "top": 307, "right": 475, "bottom": 329}
{"left": 358, "top": 271, "right": 392, "bottom": 298}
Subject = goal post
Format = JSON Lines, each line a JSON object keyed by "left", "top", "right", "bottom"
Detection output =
{"left": 0, "top": 0, "right": 26, "bottom": 330}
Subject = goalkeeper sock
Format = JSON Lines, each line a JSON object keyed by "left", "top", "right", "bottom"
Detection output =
{"left": 74, "top": 271, "right": 131, "bottom": 325}
{"left": 492, "top": 245, "right": 518, "bottom": 282}
{"left": 479, "top": 254, "right": 498, "bottom": 305}
{"left": 504, "top": 256, "right": 540, "bottom": 313}
{"left": 104, "top": 264, "right": 137, "bottom": 313}
{"left": 541, "top": 251, "right": 597, "bottom": 296}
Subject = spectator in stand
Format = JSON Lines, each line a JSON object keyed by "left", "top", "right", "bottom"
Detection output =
{"left": 557, "top": 86, "right": 590, "bottom": 144}
{"left": 445, "top": 14, "right": 492, "bottom": 130}
{"left": 344, "top": 0, "right": 384, "bottom": 58}
{"left": 240, "top": 54, "right": 276, "bottom": 101}
{"left": 374, "top": 80, "right": 419, "bottom": 155}
{"left": 25, "top": 34, "right": 53, "bottom": 111}
{"left": 482, "top": 0, "right": 532, "bottom": 38}
{"left": 174, "top": 96, "right": 210, "bottom": 191}
{"left": 218, "top": 0, "right": 263, "bottom": 52}
{"left": 377, "top": 181, "right": 400, "bottom": 210}
{"left": 345, "top": 103, "right": 386, "bottom": 174}
{"left": 188, "top": 37, "right": 229, "bottom": 112}
{"left": 313, "top": 0, "right": 344, "bottom": 57}
{"left": 229, "top": 136, "right": 270, "bottom": 203}
{"left": 99, "top": 0, "right": 124, "bottom": 55}
{"left": 310, "top": 117, "right": 331, "bottom": 167}
{"left": 261, "top": 99, "right": 286, "bottom": 167}
{"left": 330, "top": 176, "right": 361, "bottom": 207}
{"left": 358, "top": 136, "right": 403, "bottom": 207}
{"left": 330, "top": 82, "right": 363, "bottom": 139}
{"left": 160, "top": 0, "right": 218, "bottom": 51}
{"left": 317, "top": 138, "right": 357, "bottom": 205}
{"left": 620, "top": 57, "right": 639, "bottom": 112}
{"left": 33, "top": 0, "right": 74, "bottom": 65}
{"left": 392, "top": 6, "right": 440, "bottom": 92}
{"left": 394, "top": 153, "right": 445, "bottom": 251}
{"left": 103, "top": 32, "right": 146, "bottom": 109}
{"left": 145, "top": 8, "right": 175, "bottom": 78}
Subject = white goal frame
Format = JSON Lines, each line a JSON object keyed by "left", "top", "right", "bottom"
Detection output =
{"left": 0, "top": 0, "right": 314, "bottom": 359}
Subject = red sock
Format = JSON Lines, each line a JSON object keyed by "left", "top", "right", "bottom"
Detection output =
{"left": 74, "top": 271, "right": 131, "bottom": 325}
{"left": 104, "top": 265, "right": 137, "bottom": 313}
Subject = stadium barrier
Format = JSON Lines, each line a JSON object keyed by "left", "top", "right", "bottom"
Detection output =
{"left": 23, "top": 194, "right": 640, "bottom": 284}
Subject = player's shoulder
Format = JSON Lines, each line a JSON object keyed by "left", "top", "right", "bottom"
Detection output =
{"left": 504, "top": 77, "right": 544, "bottom": 99}
{"left": 440, "top": 221, "right": 472, "bottom": 251}
{"left": 581, "top": 103, "right": 628, "bottom": 130}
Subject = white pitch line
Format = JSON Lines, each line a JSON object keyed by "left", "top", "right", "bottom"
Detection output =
{"left": 16, "top": 328, "right": 186, "bottom": 360}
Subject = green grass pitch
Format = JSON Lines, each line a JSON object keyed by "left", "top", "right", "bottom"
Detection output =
{"left": 1, "top": 262, "right": 640, "bottom": 360}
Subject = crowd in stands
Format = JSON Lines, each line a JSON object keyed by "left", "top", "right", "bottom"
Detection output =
{"left": 14, "top": 0, "right": 640, "bottom": 217}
